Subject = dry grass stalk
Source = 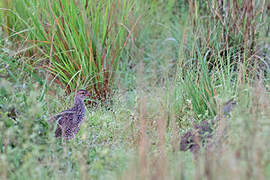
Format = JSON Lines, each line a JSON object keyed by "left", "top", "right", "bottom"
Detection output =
{"left": 152, "top": 106, "right": 166, "bottom": 180}
{"left": 138, "top": 95, "right": 147, "bottom": 179}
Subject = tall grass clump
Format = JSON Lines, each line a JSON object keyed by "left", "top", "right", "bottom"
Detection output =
{"left": 186, "top": 0, "right": 268, "bottom": 63}
{"left": 174, "top": 0, "right": 269, "bottom": 119}
{"left": 1, "top": 0, "right": 134, "bottom": 101}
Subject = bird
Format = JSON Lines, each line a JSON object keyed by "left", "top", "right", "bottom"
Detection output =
{"left": 180, "top": 99, "right": 236, "bottom": 153}
{"left": 53, "top": 89, "right": 90, "bottom": 139}
{"left": 180, "top": 120, "right": 213, "bottom": 153}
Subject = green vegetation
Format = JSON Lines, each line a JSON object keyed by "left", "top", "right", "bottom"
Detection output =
{"left": 1, "top": 0, "right": 270, "bottom": 179}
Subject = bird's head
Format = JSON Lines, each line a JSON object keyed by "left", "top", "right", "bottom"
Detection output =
{"left": 75, "top": 89, "right": 91, "bottom": 100}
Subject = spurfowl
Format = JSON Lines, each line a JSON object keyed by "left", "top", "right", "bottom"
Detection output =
{"left": 180, "top": 99, "right": 236, "bottom": 153}
{"left": 53, "top": 89, "right": 90, "bottom": 139}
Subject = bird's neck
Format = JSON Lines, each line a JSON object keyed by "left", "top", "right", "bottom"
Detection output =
{"left": 73, "top": 96, "right": 85, "bottom": 108}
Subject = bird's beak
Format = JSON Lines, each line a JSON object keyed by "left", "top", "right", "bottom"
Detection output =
{"left": 86, "top": 91, "right": 91, "bottom": 97}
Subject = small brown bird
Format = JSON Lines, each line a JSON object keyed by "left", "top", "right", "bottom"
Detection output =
{"left": 180, "top": 99, "right": 237, "bottom": 153}
{"left": 54, "top": 89, "right": 90, "bottom": 139}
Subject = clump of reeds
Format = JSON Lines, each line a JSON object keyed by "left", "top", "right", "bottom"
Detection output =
{"left": 1, "top": 0, "right": 136, "bottom": 102}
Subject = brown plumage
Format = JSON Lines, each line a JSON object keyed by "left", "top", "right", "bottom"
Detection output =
{"left": 180, "top": 99, "right": 236, "bottom": 153}
{"left": 54, "top": 89, "right": 90, "bottom": 139}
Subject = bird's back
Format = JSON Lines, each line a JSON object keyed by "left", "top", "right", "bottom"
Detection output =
{"left": 54, "top": 104, "right": 85, "bottom": 139}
